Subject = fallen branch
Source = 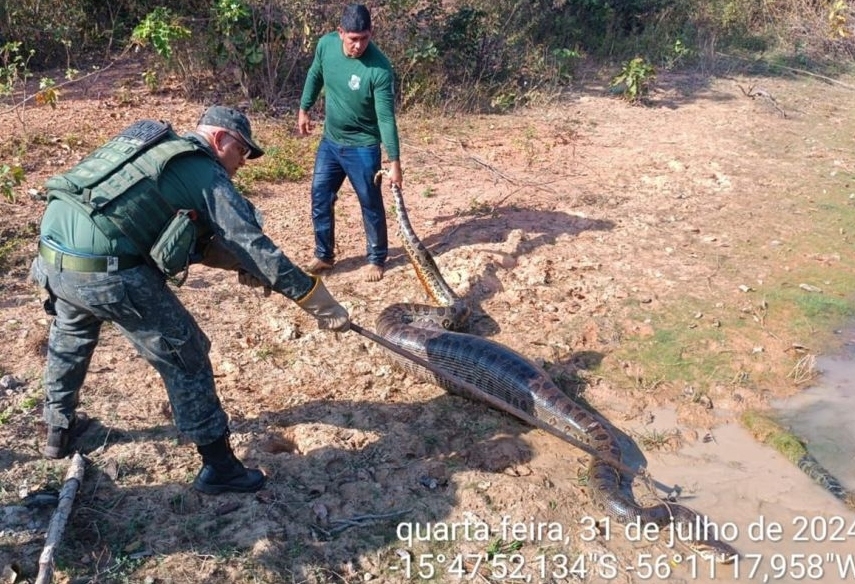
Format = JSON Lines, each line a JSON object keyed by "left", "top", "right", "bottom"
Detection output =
{"left": 467, "top": 154, "right": 519, "bottom": 184}
{"left": 717, "top": 52, "right": 855, "bottom": 90}
{"left": 36, "top": 453, "right": 86, "bottom": 584}
{"left": 736, "top": 83, "right": 788, "bottom": 118}
{"left": 313, "top": 508, "right": 413, "bottom": 538}
{"left": 0, "top": 47, "right": 133, "bottom": 119}
{"left": 764, "top": 62, "right": 855, "bottom": 90}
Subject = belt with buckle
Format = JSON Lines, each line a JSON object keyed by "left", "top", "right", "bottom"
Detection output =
{"left": 39, "top": 242, "right": 144, "bottom": 272}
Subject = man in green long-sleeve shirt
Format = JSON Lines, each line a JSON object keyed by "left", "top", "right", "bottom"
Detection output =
{"left": 297, "top": 3, "right": 402, "bottom": 282}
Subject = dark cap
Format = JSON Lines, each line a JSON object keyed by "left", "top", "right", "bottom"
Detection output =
{"left": 341, "top": 4, "right": 371, "bottom": 32}
{"left": 197, "top": 105, "right": 264, "bottom": 159}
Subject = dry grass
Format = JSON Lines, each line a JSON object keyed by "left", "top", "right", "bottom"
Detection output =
{"left": 2, "top": 63, "right": 855, "bottom": 583}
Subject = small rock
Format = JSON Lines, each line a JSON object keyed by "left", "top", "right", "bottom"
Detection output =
{"left": 2, "top": 563, "right": 21, "bottom": 584}
{"left": 311, "top": 501, "right": 329, "bottom": 523}
{"left": 22, "top": 491, "right": 59, "bottom": 508}
{"left": 2, "top": 506, "right": 31, "bottom": 527}
{"left": 215, "top": 501, "right": 241, "bottom": 516}
{"left": 505, "top": 464, "right": 532, "bottom": 477}
{"left": 418, "top": 475, "right": 438, "bottom": 489}
{"left": 103, "top": 458, "right": 120, "bottom": 481}
{"left": 0, "top": 375, "right": 22, "bottom": 390}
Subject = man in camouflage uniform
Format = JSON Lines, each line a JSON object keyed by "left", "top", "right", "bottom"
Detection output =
{"left": 31, "top": 105, "right": 349, "bottom": 494}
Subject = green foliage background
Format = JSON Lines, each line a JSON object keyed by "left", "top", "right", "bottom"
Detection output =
{"left": 1, "top": 0, "right": 853, "bottom": 111}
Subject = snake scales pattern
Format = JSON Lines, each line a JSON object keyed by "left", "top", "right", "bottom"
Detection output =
{"left": 376, "top": 182, "right": 739, "bottom": 562}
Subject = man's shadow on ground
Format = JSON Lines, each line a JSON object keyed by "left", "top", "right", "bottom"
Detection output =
{"left": 336, "top": 204, "right": 614, "bottom": 338}
{"left": 1, "top": 343, "right": 699, "bottom": 583}
{"left": 332, "top": 204, "right": 614, "bottom": 285}
{"left": 22, "top": 392, "right": 540, "bottom": 581}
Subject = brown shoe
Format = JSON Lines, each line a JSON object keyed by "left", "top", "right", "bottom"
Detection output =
{"left": 306, "top": 258, "right": 334, "bottom": 275}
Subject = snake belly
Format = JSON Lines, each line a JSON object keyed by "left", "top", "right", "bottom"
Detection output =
{"left": 377, "top": 183, "right": 738, "bottom": 563}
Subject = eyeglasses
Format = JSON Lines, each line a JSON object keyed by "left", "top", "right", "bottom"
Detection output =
{"left": 223, "top": 130, "right": 251, "bottom": 160}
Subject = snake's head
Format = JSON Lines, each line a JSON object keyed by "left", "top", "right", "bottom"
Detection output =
{"left": 694, "top": 542, "right": 739, "bottom": 564}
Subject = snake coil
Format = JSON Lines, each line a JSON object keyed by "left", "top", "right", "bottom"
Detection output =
{"left": 376, "top": 180, "right": 738, "bottom": 563}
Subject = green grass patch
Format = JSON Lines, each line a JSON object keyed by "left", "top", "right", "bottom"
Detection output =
{"left": 20, "top": 394, "right": 39, "bottom": 411}
{"left": 760, "top": 269, "right": 855, "bottom": 342}
{"left": 740, "top": 409, "right": 808, "bottom": 464}
{"left": 609, "top": 282, "right": 853, "bottom": 393}
{"left": 238, "top": 144, "right": 306, "bottom": 183}
{"left": 605, "top": 299, "right": 734, "bottom": 390}
{"left": 792, "top": 289, "right": 853, "bottom": 321}
{"left": 605, "top": 174, "right": 855, "bottom": 393}
{"left": 234, "top": 128, "right": 319, "bottom": 194}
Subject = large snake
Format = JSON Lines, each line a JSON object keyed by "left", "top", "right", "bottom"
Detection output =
{"left": 374, "top": 180, "right": 739, "bottom": 563}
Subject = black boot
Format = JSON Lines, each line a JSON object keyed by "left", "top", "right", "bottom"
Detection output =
{"left": 193, "top": 431, "right": 265, "bottom": 495}
{"left": 42, "top": 413, "right": 91, "bottom": 459}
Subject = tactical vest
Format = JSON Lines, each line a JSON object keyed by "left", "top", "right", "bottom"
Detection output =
{"left": 44, "top": 119, "right": 206, "bottom": 263}
{"left": 45, "top": 120, "right": 205, "bottom": 256}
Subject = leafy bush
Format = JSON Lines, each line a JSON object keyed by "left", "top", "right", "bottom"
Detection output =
{"left": 0, "top": 0, "right": 852, "bottom": 115}
{"left": 0, "top": 42, "right": 33, "bottom": 97}
{"left": 131, "top": 7, "right": 191, "bottom": 60}
{"left": 0, "top": 163, "right": 25, "bottom": 202}
{"left": 610, "top": 56, "right": 656, "bottom": 103}
{"left": 207, "top": 0, "right": 318, "bottom": 103}
{"left": 130, "top": 6, "right": 191, "bottom": 91}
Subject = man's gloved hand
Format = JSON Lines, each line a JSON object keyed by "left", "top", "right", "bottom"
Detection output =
{"left": 297, "top": 276, "right": 350, "bottom": 332}
{"left": 238, "top": 270, "right": 272, "bottom": 297}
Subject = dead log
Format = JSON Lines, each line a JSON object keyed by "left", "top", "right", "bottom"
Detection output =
{"left": 35, "top": 452, "right": 86, "bottom": 584}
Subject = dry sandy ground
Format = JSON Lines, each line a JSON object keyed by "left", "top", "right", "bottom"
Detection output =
{"left": 1, "top": 61, "right": 855, "bottom": 583}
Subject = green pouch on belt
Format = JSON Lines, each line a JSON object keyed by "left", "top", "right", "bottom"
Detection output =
{"left": 150, "top": 209, "right": 196, "bottom": 285}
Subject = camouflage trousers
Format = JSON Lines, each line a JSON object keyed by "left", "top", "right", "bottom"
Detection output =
{"left": 31, "top": 256, "right": 228, "bottom": 446}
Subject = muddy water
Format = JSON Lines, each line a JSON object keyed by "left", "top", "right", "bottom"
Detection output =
{"left": 773, "top": 353, "right": 855, "bottom": 490}
{"left": 621, "top": 407, "right": 855, "bottom": 584}
{"left": 612, "top": 410, "right": 855, "bottom": 584}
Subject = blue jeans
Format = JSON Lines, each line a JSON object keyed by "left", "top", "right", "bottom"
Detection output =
{"left": 311, "top": 137, "right": 387, "bottom": 266}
